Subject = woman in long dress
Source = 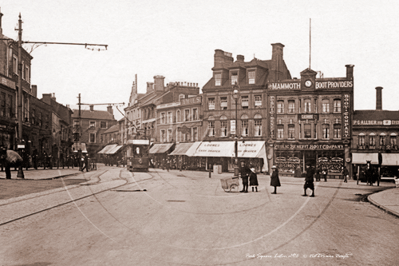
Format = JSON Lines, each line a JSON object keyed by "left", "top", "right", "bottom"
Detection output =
{"left": 270, "top": 166, "right": 281, "bottom": 194}
{"left": 249, "top": 164, "right": 259, "bottom": 192}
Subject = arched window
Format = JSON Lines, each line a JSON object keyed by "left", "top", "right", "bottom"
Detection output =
{"left": 220, "top": 116, "right": 228, "bottom": 137}
{"left": 176, "top": 109, "right": 181, "bottom": 122}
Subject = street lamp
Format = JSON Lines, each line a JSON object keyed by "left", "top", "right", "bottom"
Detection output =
{"left": 232, "top": 83, "right": 240, "bottom": 177}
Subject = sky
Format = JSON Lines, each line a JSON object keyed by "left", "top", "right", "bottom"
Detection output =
{"left": 1, "top": 0, "right": 399, "bottom": 121}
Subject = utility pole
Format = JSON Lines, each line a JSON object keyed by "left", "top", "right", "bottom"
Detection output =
{"left": 0, "top": 13, "right": 108, "bottom": 177}
{"left": 78, "top": 93, "right": 82, "bottom": 171}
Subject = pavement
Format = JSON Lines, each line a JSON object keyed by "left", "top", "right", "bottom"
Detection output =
{"left": 1, "top": 165, "right": 399, "bottom": 218}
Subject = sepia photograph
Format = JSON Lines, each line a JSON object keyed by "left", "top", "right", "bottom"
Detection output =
{"left": 0, "top": 0, "right": 398, "bottom": 265}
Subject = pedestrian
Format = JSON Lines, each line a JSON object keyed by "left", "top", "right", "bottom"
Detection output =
{"left": 249, "top": 164, "right": 259, "bottom": 192}
{"left": 366, "top": 163, "right": 373, "bottom": 186}
{"left": 315, "top": 165, "right": 320, "bottom": 182}
{"left": 342, "top": 166, "right": 349, "bottom": 183}
{"left": 270, "top": 165, "right": 281, "bottom": 194}
{"left": 322, "top": 167, "right": 328, "bottom": 182}
{"left": 81, "top": 154, "right": 89, "bottom": 172}
{"left": 303, "top": 164, "right": 315, "bottom": 197}
{"left": 239, "top": 161, "right": 251, "bottom": 193}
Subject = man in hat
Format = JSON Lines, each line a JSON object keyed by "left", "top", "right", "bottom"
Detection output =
{"left": 239, "top": 161, "right": 251, "bottom": 193}
{"left": 303, "top": 164, "right": 315, "bottom": 197}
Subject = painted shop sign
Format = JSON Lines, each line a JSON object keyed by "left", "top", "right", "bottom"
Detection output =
{"left": 275, "top": 144, "right": 344, "bottom": 150}
{"left": 269, "top": 80, "right": 353, "bottom": 90}
{"left": 181, "top": 96, "right": 201, "bottom": 106}
{"left": 353, "top": 120, "right": 399, "bottom": 125}
{"left": 0, "top": 77, "right": 16, "bottom": 90}
{"left": 343, "top": 94, "right": 350, "bottom": 139}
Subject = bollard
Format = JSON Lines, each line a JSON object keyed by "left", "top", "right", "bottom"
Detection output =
{"left": 209, "top": 168, "right": 211, "bottom": 178}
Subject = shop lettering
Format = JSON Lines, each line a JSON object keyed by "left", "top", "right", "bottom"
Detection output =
{"left": 203, "top": 144, "right": 220, "bottom": 147}
{"left": 343, "top": 94, "right": 350, "bottom": 139}
{"left": 181, "top": 96, "right": 201, "bottom": 106}
{"left": 275, "top": 144, "right": 343, "bottom": 150}
{"left": 316, "top": 81, "right": 353, "bottom": 89}
{"left": 269, "top": 83, "right": 300, "bottom": 90}
{"left": 353, "top": 120, "right": 399, "bottom": 126}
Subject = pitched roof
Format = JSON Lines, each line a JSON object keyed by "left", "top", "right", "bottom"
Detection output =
{"left": 71, "top": 109, "right": 115, "bottom": 120}
{"left": 104, "top": 124, "right": 119, "bottom": 134}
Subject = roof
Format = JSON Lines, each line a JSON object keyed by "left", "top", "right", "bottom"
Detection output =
{"left": 354, "top": 110, "right": 399, "bottom": 121}
{"left": 103, "top": 124, "right": 119, "bottom": 134}
{"left": 71, "top": 109, "right": 115, "bottom": 120}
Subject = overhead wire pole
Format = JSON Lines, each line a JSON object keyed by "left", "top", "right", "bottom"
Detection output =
{"left": 9, "top": 13, "right": 108, "bottom": 176}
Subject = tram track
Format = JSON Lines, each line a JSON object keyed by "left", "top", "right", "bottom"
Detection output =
{"left": 0, "top": 168, "right": 155, "bottom": 227}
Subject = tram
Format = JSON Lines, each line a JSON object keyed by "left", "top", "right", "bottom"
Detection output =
{"left": 126, "top": 139, "right": 150, "bottom": 172}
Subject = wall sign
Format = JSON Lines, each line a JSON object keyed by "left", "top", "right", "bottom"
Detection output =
{"left": 275, "top": 144, "right": 344, "bottom": 150}
{"left": 343, "top": 94, "right": 350, "bottom": 139}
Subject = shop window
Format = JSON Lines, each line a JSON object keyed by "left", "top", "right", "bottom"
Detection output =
{"left": 277, "top": 100, "right": 284, "bottom": 114}
{"left": 221, "top": 120, "right": 228, "bottom": 137}
{"left": 254, "top": 120, "right": 262, "bottom": 136}
{"left": 241, "top": 96, "right": 249, "bottom": 109}
{"left": 215, "top": 73, "right": 222, "bottom": 86}
{"left": 241, "top": 120, "right": 248, "bottom": 136}
{"left": 333, "top": 124, "right": 341, "bottom": 138}
{"left": 277, "top": 126, "right": 284, "bottom": 139}
{"left": 248, "top": 70, "right": 255, "bottom": 84}
{"left": 334, "top": 99, "right": 341, "bottom": 113}
{"left": 304, "top": 124, "right": 311, "bottom": 138}
{"left": 288, "top": 100, "right": 295, "bottom": 113}
{"left": 208, "top": 121, "right": 215, "bottom": 136}
{"left": 322, "top": 99, "right": 330, "bottom": 113}
{"left": 220, "top": 97, "right": 227, "bottom": 110}
{"left": 358, "top": 135, "right": 365, "bottom": 146}
{"left": 288, "top": 125, "right": 295, "bottom": 139}
{"left": 322, "top": 124, "right": 330, "bottom": 139}
{"left": 254, "top": 95, "right": 262, "bottom": 108}
{"left": 208, "top": 98, "right": 215, "bottom": 110}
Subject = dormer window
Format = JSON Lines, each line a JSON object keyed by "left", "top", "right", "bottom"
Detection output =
{"left": 248, "top": 70, "right": 255, "bottom": 84}
{"left": 215, "top": 73, "right": 222, "bottom": 86}
{"left": 231, "top": 71, "right": 238, "bottom": 85}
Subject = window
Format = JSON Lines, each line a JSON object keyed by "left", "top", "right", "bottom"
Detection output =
{"left": 179, "top": 94, "right": 185, "bottom": 101}
{"left": 160, "top": 113, "right": 166, "bottom": 124}
{"left": 13, "top": 55, "right": 18, "bottom": 74}
{"left": 231, "top": 71, "right": 238, "bottom": 85}
{"left": 184, "top": 109, "right": 190, "bottom": 121}
{"left": 176, "top": 128, "right": 182, "bottom": 142}
{"left": 241, "top": 96, "right": 249, "bottom": 109}
{"left": 167, "top": 112, "right": 173, "bottom": 124}
{"left": 322, "top": 100, "right": 330, "bottom": 113}
{"left": 208, "top": 98, "right": 215, "bottom": 110}
{"left": 241, "top": 120, "right": 248, "bottom": 136}
{"left": 333, "top": 124, "right": 341, "bottom": 138}
{"left": 89, "top": 133, "right": 96, "bottom": 143}
{"left": 24, "top": 96, "right": 29, "bottom": 122}
{"left": 248, "top": 70, "right": 255, "bottom": 84}
{"left": 22, "top": 61, "right": 25, "bottom": 79}
{"left": 161, "top": 130, "right": 166, "bottom": 143}
{"left": 322, "top": 124, "right": 330, "bottom": 139}
{"left": 6, "top": 95, "right": 13, "bottom": 118}
{"left": 288, "top": 100, "right": 295, "bottom": 113}
{"left": 288, "top": 125, "right": 295, "bottom": 139}
{"left": 390, "top": 136, "right": 397, "bottom": 146}
{"left": 193, "top": 127, "right": 198, "bottom": 141}
{"left": 215, "top": 73, "right": 222, "bottom": 86}
{"left": 304, "top": 124, "right": 311, "bottom": 138}
{"left": 220, "top": 97, "right": 227, "bottom": 110}
{"left": 304, "top": 100, "right": 311, "bottom": 113}
{"left": 100, "top": 121, "right": 107, "bottom": 128}
{"left": 192, "top": 108, "right": 198, "bottom": 120}
{"left": 38, "top": 112, "right": 42, "bottom": 127}
{"left": 0, "top": 92, "right": 5, "bottom": 117}
{"left": 208, "top": 121, "right": 215, "bottom": 136}
{"left": 277, "top": 101, "right": 284, "bottom": 114}
{"left": 334, "top": 99, "right": 341, "bottom": 112}
{"left": 358, "top": 135, "right": 365, "bottom": 146}
{"left": 221, "top": 120, "right": 228, "bottom": 137}
{"left": 167, "top": 129, "right": 172, "bottom": 142}
{"left": 370, "top": 135, "right": 376, "bottom": 146}
{"left": 89, "top": 121, "right": 95, "bottom": 127}
{"left": 255, "top": 120, "right": 262, "bottom": 136}
{"left": 176, "top": 110, "right": 181, "bottom": 122}
{"left": 31, "top": 109, "right": 35, "bottom": 125}
{"left": 380, "top": 135, "right": 386, "bottom": 146}
{"left": 277, "top": 126, "right": 284, "bottom": 139}
{"left": 254, "top": 95, "right": 262, "bottom": 108}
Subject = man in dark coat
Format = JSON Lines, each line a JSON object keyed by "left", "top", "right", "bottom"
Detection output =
{"left": 239, "top": 161, "right": 251, "bottom": 193}
{"left": 270, "top": 166, "right": 281, "bottom": 194}
{"left": 303, "top": 164, "right": 315, "bottom": 197}
{"left": 342, "top": 166, "right": 349, "bottom": 183}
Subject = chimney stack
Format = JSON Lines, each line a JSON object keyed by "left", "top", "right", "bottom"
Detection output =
{"left": 345, "top": 64, "right": 354, "bottom": 79}
{"left": 0, "top": 8, "right": 3, "bottom": 36}
{"left": 32, "top": 85, "right": 37, "bottom": 98}
{"left": 107, "top": 105, "right": 113, "bottom": 114}
{"left": 213, "top": 49, "right": 233, "bottom": 69}
{"left": 236, "top": 55, "right": 244, "bottom": 62}
{"left": 90, "top": 105, "right": 94, "bottom": 111}
{"left": 376, "top": 86, "right": 383, "bottom": 110}
{"left": 271, "top": 43, "right": 284, "bottom": 61}
{"left": 153, "top": 75, "right": 165, "bottom": 91}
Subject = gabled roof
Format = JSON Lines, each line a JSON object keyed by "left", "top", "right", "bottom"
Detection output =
{"left": 103, "top": 124, "right": 119, "bottom": 134}
{"left": 71, "top": 109, "right": 115, "bottom": 120}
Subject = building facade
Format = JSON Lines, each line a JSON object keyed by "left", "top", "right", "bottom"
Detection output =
{"left": 268, "top": 65, "right": 354, "bottom": 177}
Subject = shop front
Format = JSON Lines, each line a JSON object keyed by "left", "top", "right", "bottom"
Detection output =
{"left": 149, "top": 143, "right": 175, "bottom": 168}
{"left": 352, "top": 152, "right": 379, "bottom": 182}
{"left": 191, "top": 141, "right": 267, "bottom": 173}
{"left": 274, "top": 142, "right": 346, "bottom": 178}
{"left": 380, "top": 153, "right": 399, "bottom": 180}
{"left": 168, "top": 142, "right": 202, "bottom": 170}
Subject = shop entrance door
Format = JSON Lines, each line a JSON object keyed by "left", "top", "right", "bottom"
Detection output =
{"left": 304, "top": 151, "right": 316, "bottom": 167}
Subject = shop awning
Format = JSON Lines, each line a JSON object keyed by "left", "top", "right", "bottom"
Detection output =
{"left": 149, "top": 143, "right": 174, "bottom": 154}
{"left": 236, "top": 141, "right": 268, "bottom": 172}
{"left": 192, "top": 141, "right": 235, "bottom": 157}
{"left": 98, "top": 144, "right": 117, "bottom": 154}
{"left": 352, "top": 153, "right": 379, "bottom": 164}
{"left": 381, "top": 153, "right": 399, "bottom": 166}
{"left": 169, "top": 143, "right": 197, "bottom": 156}
{"left": 185, "top": 141, "right": 202, "bottom": 156}
{"left": 107, "top": 145, "right": 123, "bottom": 155}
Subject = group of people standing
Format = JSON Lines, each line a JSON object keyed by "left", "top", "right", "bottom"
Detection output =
{"left": 238, "top": 161, "right": 259, "bottom": 193}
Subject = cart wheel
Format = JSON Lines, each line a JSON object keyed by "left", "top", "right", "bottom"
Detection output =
{"left": 230, "top": 184, "right": 239, "bottom": 192}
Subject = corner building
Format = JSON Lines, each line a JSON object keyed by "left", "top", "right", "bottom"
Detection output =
{"left": 200, "top": 43, "right": 291, "bottom": 173}
{"left": 268, "top": 65, "right": 354, "bottom": 177}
